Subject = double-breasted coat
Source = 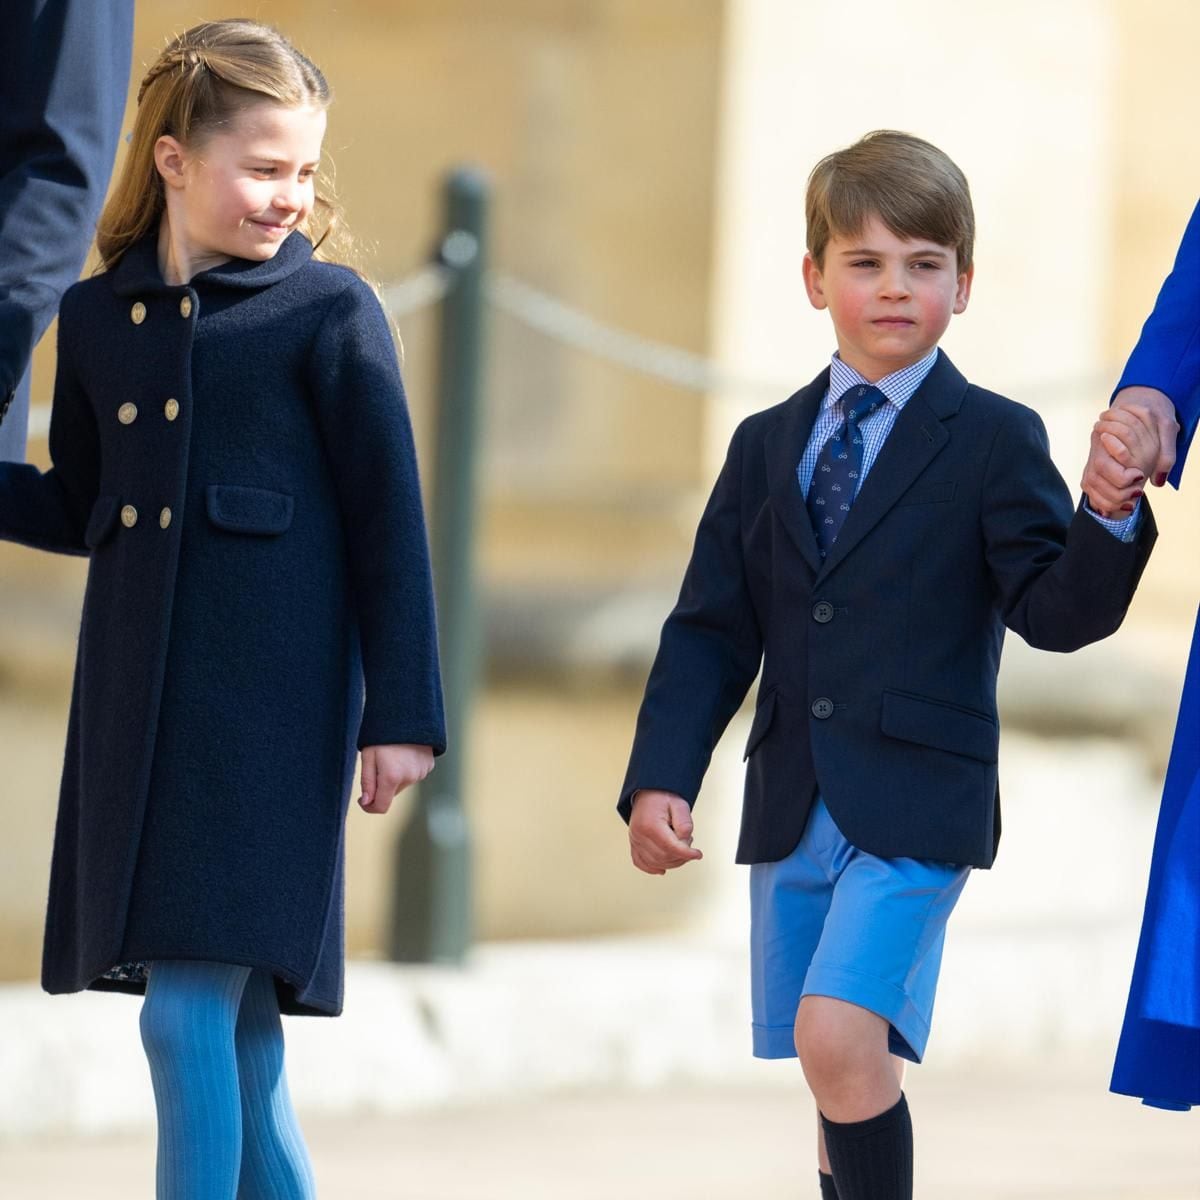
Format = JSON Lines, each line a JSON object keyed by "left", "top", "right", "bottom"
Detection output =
{"left": 1110, "top": 198, "right": 1200, "bottom": 1109}
{"left": 0, "top": 232, "right": 445, "bottom": 1015}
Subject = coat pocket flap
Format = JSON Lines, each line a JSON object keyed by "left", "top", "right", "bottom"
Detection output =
{"left": 881, "top": 689, "right": 998, "bottom": 763}
{"left": 743, "top": 689, "right": 778, "bottom": 760}
{"left": 895, "top": 480, "right": 956, "bottom": 507}
{"left": 206, "top": 485, "right": 294, "bottom": 535}
{"left": 84, "top": 495, "right": 120, "bottom": 549}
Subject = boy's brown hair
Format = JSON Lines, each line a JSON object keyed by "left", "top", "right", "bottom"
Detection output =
{"left": 806, "top": 130, "right": 974, "bottom": 273}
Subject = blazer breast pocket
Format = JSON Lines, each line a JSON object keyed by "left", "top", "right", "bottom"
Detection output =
{"left": 895, "top": 480, "right": 956, "bottom": 507}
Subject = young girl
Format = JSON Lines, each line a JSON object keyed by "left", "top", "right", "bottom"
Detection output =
{"left": 0, "top": 19, "right": 445, "bottom": 1196}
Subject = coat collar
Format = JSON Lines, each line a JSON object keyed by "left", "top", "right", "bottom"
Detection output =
{"left": 109, "top": 229, "right": 314, "bottom": 297}
{"left": 766, "top": 349, "right": 970, "bottom": 578}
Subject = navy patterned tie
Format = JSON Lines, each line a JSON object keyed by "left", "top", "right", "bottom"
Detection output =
{"left": 805, "top": 384, "right": 885, "bottom": 559}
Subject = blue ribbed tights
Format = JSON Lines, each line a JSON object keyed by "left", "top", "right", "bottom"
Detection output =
{"left": 139, "top": 961, "right": 316, "bottom": 1199}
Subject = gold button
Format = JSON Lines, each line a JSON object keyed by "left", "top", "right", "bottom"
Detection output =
{"left": 118, "top": 402, "right": 138, "bottom": 425}
{"left": 179, "top": 296, "right": 193, "bottom": 318}
{"left": 159, "top": 507, "right": 172, "bottom": 529}
{"left": 131, "top": 302, "right": 146, "bottom": 325}
{"left": 164, "top": 398, "right": 180, "bottom": 421}
{"left": 120, "top": 505, "right": 138, "bottom": 528}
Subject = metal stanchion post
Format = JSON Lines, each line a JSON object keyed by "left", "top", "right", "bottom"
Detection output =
{"left": 387, "top": 167, "right": 489, "bottom": 963}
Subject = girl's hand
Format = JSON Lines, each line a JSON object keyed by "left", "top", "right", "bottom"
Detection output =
{"left": 358, "top": 744, "right": 435, "bottom": 814}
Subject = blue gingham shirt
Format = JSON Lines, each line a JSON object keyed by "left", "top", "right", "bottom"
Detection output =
{"left": 798, "top": 349, "right": 1141, "bottom": 541}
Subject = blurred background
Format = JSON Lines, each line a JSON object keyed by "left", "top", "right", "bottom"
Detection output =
{"left": 2, "top": 1, "right": 1198, "bottom": 1195}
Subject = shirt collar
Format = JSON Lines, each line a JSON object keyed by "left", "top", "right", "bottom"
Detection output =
{"left": 825, "top": 348, "right": 941, "bottom": 411}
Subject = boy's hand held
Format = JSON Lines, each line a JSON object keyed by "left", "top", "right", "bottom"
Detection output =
{"left": 1082, "top": 401, "right": 1159, "bottom": 515}
{"left": 628, "top": 789, "right": 703, "bottom": 875}
{"left": 358, "top": 744, "right": 435, "bottom": 814}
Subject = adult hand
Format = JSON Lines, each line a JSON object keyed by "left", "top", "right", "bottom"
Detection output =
{"left": 1081, "top": 387, "right": 1178, "bottom": 515}
{"left": 358, "top": 744, "right": 435, "bottom": 814}
{"left": 628, "top": 789, "right": 703, "bottom": 875}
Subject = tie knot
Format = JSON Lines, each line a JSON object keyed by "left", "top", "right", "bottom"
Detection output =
{"left": 844, "top": 385, "right": 884, "bottom": 425}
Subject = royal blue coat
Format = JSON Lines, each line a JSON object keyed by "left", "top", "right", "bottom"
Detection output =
{"left": 0, "top": 232, "right": 445, "bottom": 1015}
{"left": 1110, "top": 199, "right": 1200, "bottom": 1108}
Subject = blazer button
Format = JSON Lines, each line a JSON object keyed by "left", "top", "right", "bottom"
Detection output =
{"left": 118, "top": 402, "right": 138, "bottom": 425}
{"left": 130, "top": 302, "right": 146, "bottom": 325}
{"left": 811, "top": 697, "right": 835, "bottom": 720}
{"left": 812, "top": 601, "right": 834, "bottom": 624}
{"left": 159, "top": 507, "right": 172, "bottom": 529}
{"left": 179, "top": 296, "right": 193, "bottom": 319}
{"left": 120, "top": 505, "right": 138, "bottom": 528}
{"left": 164, "top": 398, "right": 180, "bottom": 421}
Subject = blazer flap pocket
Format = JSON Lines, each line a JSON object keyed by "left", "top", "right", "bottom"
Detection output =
{"left": 206, "top": 485, "right": 294, "bottom": 535}
{"left": 84, "top": 495, "right": 120, "bottom": 549}
{"left": 896, "top": 480, "right": 956, "bottom": 507}
{"left": 881, "top": 689, "right": 998, "bottom": 763}
{"left": 744, "top": 689, "right": 778, "bottom": 760}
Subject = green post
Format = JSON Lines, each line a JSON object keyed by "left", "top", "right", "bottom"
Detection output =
{"left": 388, "top": 168, "right": 489, "bottom": 963}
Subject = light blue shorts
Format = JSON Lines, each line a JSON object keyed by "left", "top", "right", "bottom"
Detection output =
{"left": 750, "top": 797, "right": 970, "bottom": 1063}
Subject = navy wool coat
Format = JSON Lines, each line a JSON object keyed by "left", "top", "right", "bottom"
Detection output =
{"left": 0, "top": 232, "right": 445, "bottom": 1015}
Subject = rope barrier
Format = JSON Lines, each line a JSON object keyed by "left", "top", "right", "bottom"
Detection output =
{"left": 487, "top": 272, "right": 790, "bottom": 399}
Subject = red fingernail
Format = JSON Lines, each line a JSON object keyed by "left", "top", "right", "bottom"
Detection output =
{"left": 1131, "top": 490, "right": 1144, "bottom": 499}
{"left": 1155, "top": 473, "right": 1168, "bottom": 486}
{"left": 1121, "top": 504, "right": 1135, "bottom": 513}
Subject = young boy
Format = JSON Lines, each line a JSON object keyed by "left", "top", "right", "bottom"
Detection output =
{"left": 617, "top": 131, "right": 1158, "bottom": 1200}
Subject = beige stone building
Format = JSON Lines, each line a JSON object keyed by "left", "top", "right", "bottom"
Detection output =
{"left": 2, "top": 0, "right": 1197, "bottom": 980}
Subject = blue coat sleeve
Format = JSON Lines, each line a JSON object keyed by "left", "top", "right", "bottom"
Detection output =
{"left": 1116, "top": 198, "right": 1200, "bottom": 487}
{"left": 0, "top": 289, "right": 99, "bottom": 554}
{"left": 0, "top": 0, "right": 133, "bottom": 409}
{"left": 309, "top": 279, "right": 447, "bottom": 754}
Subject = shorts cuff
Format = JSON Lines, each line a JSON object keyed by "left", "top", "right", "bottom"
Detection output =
{"left": 752, "top": 1022, "right": 798, "bottom": 1059}
{"left": 802, "top": 963, "right": 930, "bottom": 1063}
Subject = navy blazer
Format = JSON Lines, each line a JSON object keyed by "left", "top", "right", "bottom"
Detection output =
{"left": 0, "top": 0, "right": 133, "bottom": 456}
{"left": 0, "top": 233, "right": 445, "bottom": 1015}
{"left": 619, "top": 351, "right": 1156, "bottom": 869}
{"left": 1110, "top": 198, "right": 1200, "bottom": 1108}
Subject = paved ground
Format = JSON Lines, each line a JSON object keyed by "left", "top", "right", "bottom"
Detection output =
{"left": 2, "top": 1057, "right": 1196, "bottom": 1198}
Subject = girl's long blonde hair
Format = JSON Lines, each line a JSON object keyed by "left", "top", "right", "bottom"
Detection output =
{"left": 97, "top": 19, "right": 350, "bottom": 271}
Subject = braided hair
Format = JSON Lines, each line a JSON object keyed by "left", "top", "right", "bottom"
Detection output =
{"left": 97, "top": 20, "right": 343, "bottom": 269}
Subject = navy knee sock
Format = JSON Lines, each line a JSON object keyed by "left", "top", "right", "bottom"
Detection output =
{"left": 820, "top": 1093, "right": 913, "bottom": 1200}
{"left": 140, "top": 961, "right": 315, "bottom": 1200}
{"left": 818, "top": 1169, "right": 839, "bottom": 1198}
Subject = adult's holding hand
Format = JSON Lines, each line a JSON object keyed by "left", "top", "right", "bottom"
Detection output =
{"left": 1082, "top": 387, "right": 1180, "bottom": 516}
{"left": 0, "top": 0, "right": 134, "bottom": 462}
{"left": 1105, "top": 199, "right": 1200, "bottom": 1112}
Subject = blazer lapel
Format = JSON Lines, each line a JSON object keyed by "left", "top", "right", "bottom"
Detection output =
{"left": 765, "top": 370, "right": 828, "bottom": 575}
{"left": 817, "top": 352, "right": 968, "bottom": 580}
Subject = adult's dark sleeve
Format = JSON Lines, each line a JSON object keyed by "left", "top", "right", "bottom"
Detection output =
{"left": 0, "top": 0, "right": 134, "bottom": 441}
